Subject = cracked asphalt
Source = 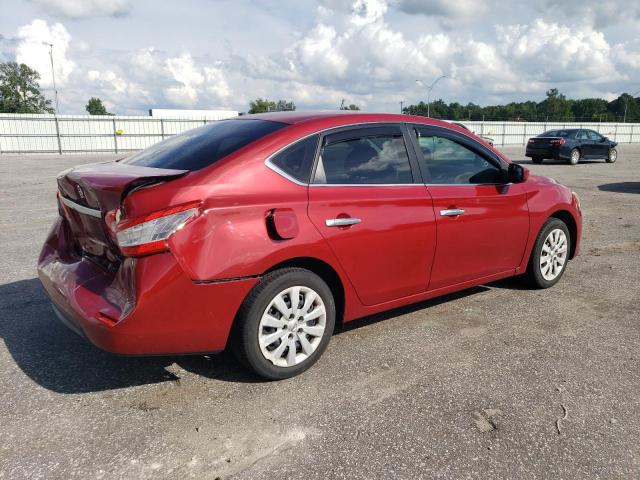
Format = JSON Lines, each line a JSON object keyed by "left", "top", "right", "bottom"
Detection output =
{"left": 1, "top": 145, "right": 639, "bottom": 479}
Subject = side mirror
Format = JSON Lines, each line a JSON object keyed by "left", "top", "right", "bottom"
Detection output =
{"left": 508, "top": 163, "right": 529, "bottom": 183}
{"left": 600, "top": 137, "right": 608, "bottom": 142}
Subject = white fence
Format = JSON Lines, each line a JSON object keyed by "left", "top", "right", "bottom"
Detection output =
{"left": 1, "top": 113, "right": 640, "bottom": 154}
{"left": 0, "top": 113, "right": 225, "bottom": 155}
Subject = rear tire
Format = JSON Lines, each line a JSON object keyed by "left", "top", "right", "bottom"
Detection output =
{"left": 532, "top": 156, "right": 543, "bottom": 164}
{"left": 569, "top": 148, "right": 580, "bottom": 165}
{"left": 606, "top": 148, "right": 617, "bottom": 163}
{"left": 524, "top": 218, "right": 571, "bottom": 289}
{"left": 231, "top": 268, "right": 335, "bottom": 380}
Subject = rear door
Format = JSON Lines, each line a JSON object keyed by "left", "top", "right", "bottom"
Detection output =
{"left": 307, "top": 124, "right": 437, "bottom": 306}
{"left": 409, "top": 125, "right": 530, "bottom": 290}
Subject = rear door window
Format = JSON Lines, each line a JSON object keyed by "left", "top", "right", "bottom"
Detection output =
{"left": 123, "top": 119, "right": 286, "bottom": 171}
{"left": 313, "top": 127, "right": 413, "bottom": 184}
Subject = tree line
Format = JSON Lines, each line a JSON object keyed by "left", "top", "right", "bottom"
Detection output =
{"left": 2, "top": 60, "right": 638, "bottom": 121}
{"left": 403, "top": 89, "right": 640, "bottom": 123}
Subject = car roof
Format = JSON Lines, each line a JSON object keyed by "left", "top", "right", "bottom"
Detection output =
{"left": 236, "top": 110, "right": 462, "bottom": 129}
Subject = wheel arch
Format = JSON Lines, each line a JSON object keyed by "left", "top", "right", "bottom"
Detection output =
{"left": 549, "top": 210, "right": 578, "bottom": 259}
{"left": 263, "top": 257, "right": 346, "bottom": 324}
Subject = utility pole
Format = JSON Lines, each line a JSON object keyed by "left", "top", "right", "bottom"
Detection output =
{"left": 623, "top": 89, "right": 640, "bottom": 123}
{"left": 45, "top": 42, "right": 59, "bottom": 114}
{"left": 399, "top": 100, "right": 403, "bottom": 114}
{"left": 416, "top": 75, "right": 449, "bottom": 117}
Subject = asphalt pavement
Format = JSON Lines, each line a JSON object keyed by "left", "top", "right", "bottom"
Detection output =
{"left": 1, "top": 146, "right": 639, "bottom": 479}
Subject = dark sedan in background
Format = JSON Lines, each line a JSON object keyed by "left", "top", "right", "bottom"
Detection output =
{"left": 526, "top": 129, "right": 617, "bottom": 165}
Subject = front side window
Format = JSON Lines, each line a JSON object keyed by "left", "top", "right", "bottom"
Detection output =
{"left": 124, "top": 119, "right": 286, "bottom": 171}
{"left": 414, "top": 129, "right": 504, "bottom": 185}
{"left": 270, "top": 135, "right": 319, "bottom": 183}
{"left": 314, "top": 133, "right": 413, "bottom": 184}
{"left": 587, "top": 130, "right": 603, "bottom": 141}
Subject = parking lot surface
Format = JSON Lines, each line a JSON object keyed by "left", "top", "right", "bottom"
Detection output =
{"left": 1, "top": 146, "right": 639, "bottom": 479}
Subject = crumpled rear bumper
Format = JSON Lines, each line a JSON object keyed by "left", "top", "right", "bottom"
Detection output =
{"left": 38, "top": 217, "right": 259, "bottom": 355}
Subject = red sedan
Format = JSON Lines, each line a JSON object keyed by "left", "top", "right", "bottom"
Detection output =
{"left": 38, "top": 112, "right": 582, "bottom": 379}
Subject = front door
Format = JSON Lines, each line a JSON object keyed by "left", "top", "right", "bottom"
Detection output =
{"left": 409, "top": 125, "right": 530, "bottom": 290}
{"left": 587, "top": 130, "right": 608, "bottom": 158}
{"left": 307, "top": 125, "right": 437, "bottom": 306}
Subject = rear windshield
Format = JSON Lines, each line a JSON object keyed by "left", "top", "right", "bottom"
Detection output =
{"left": 540, "top": 130, "right": 572, "bottom": 138}
{"left": 123, "top": 119, "right": 286, "bottom": 171}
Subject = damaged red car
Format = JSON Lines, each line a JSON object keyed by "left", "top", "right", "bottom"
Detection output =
{"left": 38, "top": 112, "right": 582, "bottom": 379}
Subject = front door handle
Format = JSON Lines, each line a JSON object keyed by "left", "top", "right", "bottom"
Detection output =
{"left": 325, "top": 217, "right": 361, "bottom": 227}
{"left": 440, "top": 209, "right": 465, "bottom": 217}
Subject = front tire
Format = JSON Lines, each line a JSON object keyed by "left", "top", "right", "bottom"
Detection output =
{"left": 569, "top": 148, "right": 580, "bottom": 165}
{"left": 231, "top": 268, "right": 335, "bottom": 380}
{"left": 524, "top": 218, "right": 571, "bottom": 289}
{"left": 606, "top": 148, "right": 617, "bottom": 163}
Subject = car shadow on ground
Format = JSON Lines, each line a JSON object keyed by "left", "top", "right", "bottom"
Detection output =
{"left": 0, "top": 277, "right": 525, "bottom": 393}
{"left": 598, "top": 182, "right": 640, "bottom": 194}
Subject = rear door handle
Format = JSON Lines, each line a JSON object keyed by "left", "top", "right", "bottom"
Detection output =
{"left": 325, "top": 218, "right": 361, "bottom": 227}
{"left": 440, "top": 209, "right": 465, "bottom": 217}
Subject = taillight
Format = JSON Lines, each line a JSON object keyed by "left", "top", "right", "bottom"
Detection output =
{"left": 550, "top": 138, "right": 565, "bottom": 145}
{"left": 115, "top": 201, "right": 201, "bottom": 257}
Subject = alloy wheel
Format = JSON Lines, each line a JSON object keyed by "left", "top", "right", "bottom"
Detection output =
{"left": 258, "top": 286, "right": 327, "bottom": 367}
{"left": 571, "top": 149, "right": 580, "bottom": 164}
{"left": 539, "top": 228, "right": 568, "bottom": 281}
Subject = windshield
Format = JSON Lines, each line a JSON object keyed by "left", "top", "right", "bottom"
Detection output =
{"left": 123, "top": 119, "right": 286, "bottom": 171}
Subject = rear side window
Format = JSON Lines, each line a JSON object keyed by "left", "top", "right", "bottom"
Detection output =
{"left": 314, "top": 131, "right": 413, "bottom": 184}
{"left": 269, "top": 135, "right": 319, "bottom": 183}
{"left": 123, "top": 119, "right": 286, "bottom": 171}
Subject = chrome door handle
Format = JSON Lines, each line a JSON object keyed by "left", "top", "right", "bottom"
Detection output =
{"left": 440, "top": 209, "right": 465, "bottom": 217}
{"left": 325, "top": 217, "right": 361, "bottom": 227}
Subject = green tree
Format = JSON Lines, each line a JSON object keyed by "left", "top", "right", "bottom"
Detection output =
{"left": 248, "top": 98, "right": 295, "bottom": 113}
{"left": 340, "top": 103, "right": 360, "bottom": 110}
{"left": 0, "top": 61, "right": 54, "bottom": 114}
{"left": 275, "top": 99, "right": 296, "bottom": 111}
{"left": 539, "top": 88, "right": 574, "bottom": 121}
{"left": 85, "top": 97, "right": 112, "bottom": 115}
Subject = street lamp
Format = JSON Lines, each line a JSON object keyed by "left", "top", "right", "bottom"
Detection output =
{"left": 43, "top": 42, "right": 59, "bottom": 114}
{"left": 416, "top": 75, "right": 449, "bottom": 117}
{"left": 623, "top": 89, "right": 640, "bottom": 123}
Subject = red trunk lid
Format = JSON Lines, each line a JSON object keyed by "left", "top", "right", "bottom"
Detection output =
{"left": 56, "top": 161, "right": 187, "bottom": 266}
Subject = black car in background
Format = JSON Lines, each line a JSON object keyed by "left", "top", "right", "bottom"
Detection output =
{"left": 526, "top": 129, "right": 618, "bottom": 165}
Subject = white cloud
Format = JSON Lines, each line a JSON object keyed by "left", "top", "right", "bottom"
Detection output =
{"left": 395, "top": 0, "right": 489, "bottom": 27}
{"left": 7, "top": 1, "right": 640, "bottom": 114}
{"left": 15, "top": 19, "right": 75, "bottom": 87}
{"left": 535, "top": 0, "right": 640, "bottom": 28}
{"left": 495, "top": 19, "right": 620, "bottom": 83}
{"left": 29, "top": 0, "right": 131, "bottom": 19}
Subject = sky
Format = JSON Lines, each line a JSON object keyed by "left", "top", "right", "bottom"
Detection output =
{"left": 1, "top": 0, "right": 640, "bottom": 115}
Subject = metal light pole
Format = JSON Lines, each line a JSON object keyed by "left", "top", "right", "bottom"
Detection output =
{"left": 416, "top": 75, "right": 448, "bottom": 117}
{"left": 623, "top": 89, "right": 640, "bottom": 123}
{"left": 45, "top": 42, "right": 59, "bottom": 114}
